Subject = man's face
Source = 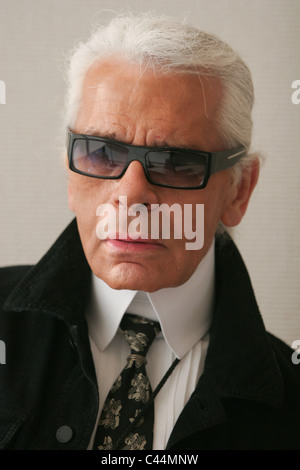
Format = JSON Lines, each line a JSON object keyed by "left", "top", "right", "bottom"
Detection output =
{"left": 68, "top": 60, "right": 239, "bottom": 292}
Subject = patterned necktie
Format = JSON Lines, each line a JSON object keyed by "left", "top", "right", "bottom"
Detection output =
{"left": 94, "top": 314, "right": 161, "bottom": 450}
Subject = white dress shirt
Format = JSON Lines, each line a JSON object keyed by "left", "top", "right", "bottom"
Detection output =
{"left": 86, "top": 240, "right": 215, "bottom": 450}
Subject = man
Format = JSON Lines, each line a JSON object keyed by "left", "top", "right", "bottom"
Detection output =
{"left": 0, "top": 13, "right": 299, "bottom": 450}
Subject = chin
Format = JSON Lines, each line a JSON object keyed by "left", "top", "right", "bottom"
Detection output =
{"left": 96, "top": 271, "right": 164, "bottom": 292}
{"left": 108, "top": 278, "right": 157, "bottom": 292}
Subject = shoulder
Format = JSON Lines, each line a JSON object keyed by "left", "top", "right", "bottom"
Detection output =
{"left": 0, "top": 265, "right": 32, "bottom": 307}
{"left": 268, "top": 332, "right": 298, "bottom": 365}
{"left": 267, "top": 332, "right": 300, "bottom": 388}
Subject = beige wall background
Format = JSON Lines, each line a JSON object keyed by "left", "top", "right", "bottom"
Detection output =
{"left": 0, "top": 0, "right": 299, "bottom": 346}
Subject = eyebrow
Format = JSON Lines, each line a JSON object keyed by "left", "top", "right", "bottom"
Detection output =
{"left": 81, "top": 126, "right": 116, "bottom": 140}
{"left": 77, "top": 126, "right": 204, "bottom": 152}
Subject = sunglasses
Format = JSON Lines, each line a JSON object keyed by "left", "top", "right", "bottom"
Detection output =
{"left": 67, "top": 130, "right": 246, "bottom": 190}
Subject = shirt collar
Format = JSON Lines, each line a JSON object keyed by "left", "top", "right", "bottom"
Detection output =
{"left": 87, "top": 240, "right": 215, "bottom": 359}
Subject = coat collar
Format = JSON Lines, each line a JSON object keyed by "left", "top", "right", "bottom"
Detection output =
{"left": 203, "top": 236, "right": 283, "bottom": 407}
{"left": 4, "top": 220, "right": 283, "bottom": 408}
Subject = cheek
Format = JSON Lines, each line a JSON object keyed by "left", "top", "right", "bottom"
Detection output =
{"left": 202, "top": 173, "right": 234, "bottom": 218}
{"left": 68, "top": 177, "right": 109, "bottom": 248}
{"left": 68, "top": 175, "right": 108, "bottom": 213}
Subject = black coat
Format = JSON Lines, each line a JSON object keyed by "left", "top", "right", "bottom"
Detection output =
{"left": 0, "top": 219, "right": 299, "bottom": 450}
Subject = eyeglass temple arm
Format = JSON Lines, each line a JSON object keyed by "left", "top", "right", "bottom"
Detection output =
{"left": 210, "top": 147, "right": 247, "bottom": 175}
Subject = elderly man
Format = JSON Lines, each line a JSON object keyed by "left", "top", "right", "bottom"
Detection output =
{"left": 0, "top": 14, "right": 299, "bottom": 451}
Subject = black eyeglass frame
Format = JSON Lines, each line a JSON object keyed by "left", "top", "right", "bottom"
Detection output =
{"left": 67, "top": 129, "right": 246, "bottom": 190}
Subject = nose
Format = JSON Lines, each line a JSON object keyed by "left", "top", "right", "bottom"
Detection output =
{"left": 111, "top": 160, "right": 159, "bottom": 208}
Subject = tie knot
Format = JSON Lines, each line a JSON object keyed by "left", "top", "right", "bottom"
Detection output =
{"left": 120, "top": 314, "right": 161, "bottom": 360}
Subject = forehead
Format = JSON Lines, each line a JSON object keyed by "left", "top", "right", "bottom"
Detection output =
{"left": 75, "top": 59, "right": 224, "bottom": 150}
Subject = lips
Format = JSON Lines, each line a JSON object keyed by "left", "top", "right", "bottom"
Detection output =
{"left": 115, "top": 234, "right": 159, "bottom": 243}
{"left": 104, "top": 233, "right": 165, "bottom": 252}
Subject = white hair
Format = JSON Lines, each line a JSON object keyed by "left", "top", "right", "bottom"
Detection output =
{"left": 64, "top": 12, "right": 258, "bottom": 183}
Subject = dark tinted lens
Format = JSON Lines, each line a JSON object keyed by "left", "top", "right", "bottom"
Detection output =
{"left": 72, "top": 138, "right": 127, "bottom": 177}
{"left": 146, "top": 151, "right": 207, "bottom": 188}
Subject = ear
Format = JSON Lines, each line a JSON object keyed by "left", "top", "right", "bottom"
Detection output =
{"left": 221, "top": 158, "right": 260, "bottom": 227}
